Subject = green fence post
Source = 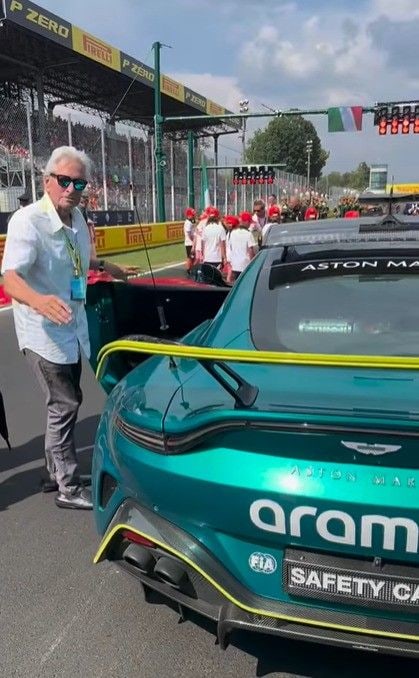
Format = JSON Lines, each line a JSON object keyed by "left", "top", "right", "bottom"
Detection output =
{"left": 153, "top": 41, "right": 166, "bottom": 222}
{"left": 187, "top": 130, "right": 195, "bottom": 208}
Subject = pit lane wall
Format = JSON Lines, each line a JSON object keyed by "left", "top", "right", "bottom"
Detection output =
{"left": 0, "top": 221, "right": 184, "bottom": 306}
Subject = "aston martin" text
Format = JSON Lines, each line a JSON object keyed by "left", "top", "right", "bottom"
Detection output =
{"left": 301, "top": 260, "right": 419, "bottom": 271}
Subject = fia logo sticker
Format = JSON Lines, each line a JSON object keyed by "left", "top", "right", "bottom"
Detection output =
{"left": 249, "top": 552, "right": 277, "bottom": 574}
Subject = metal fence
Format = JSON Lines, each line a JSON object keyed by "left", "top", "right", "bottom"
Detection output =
{"left": 0, "top": 96, "right": 307, "bottom": 219}
{"left": 0, "top": 98, "right": 31, "bottom": 211}
{"left": 205, "top": 167, "right": 309, "bottom": 215}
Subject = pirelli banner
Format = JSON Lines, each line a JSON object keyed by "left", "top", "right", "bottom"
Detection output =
{"left": 4, "top": 0, "right": 237, "bottom": 123}
{"left": 94, "top": 222, "right": 184, "bottom": 256}
{"left": 0, "top": 222, "right": 183, "bottom": 269}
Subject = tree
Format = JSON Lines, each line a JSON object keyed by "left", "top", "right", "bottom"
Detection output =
{"left": 349, "top": 161, "right": 370, "bottom": 190}
{"left": 326, "top": 171, "right": 343, "bottom": 187}
{"left": 245, "top": 115, "right": 328, "bottom": 179}
{"left": 318, "top": 161, "right": 370, "bottom": 192}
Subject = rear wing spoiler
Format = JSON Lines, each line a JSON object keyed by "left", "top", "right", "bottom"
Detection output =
{"left": 96, "top": 339, "right": 419, "bottom": 383}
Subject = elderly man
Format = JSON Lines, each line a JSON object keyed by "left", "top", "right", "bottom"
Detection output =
{"left": 1, "top": 146, "right": 138, "bottom": 509}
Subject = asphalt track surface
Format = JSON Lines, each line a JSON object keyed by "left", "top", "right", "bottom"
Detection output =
{"left": 0, "top": 265, "right": 417, "bottom": 677}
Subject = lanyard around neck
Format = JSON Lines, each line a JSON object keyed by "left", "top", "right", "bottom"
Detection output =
{"left": 61, "top": 225, "right": 82, "bottom": 277}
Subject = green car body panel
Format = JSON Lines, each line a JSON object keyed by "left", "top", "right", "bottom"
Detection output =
{"left": 90, "top": 218, "right": 419, "bottom": 655}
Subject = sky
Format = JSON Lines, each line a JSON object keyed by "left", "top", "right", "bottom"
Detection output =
{"left": 36, "top": 0, "right": 419, "bottom": 181}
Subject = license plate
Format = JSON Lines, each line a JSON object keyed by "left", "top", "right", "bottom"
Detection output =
{"left": 283, "top": 549, "right": 419, "bottom": 612}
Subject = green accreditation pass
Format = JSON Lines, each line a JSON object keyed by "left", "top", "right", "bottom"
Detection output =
{"left": 62, "top": 225, "right": 86, "bottom": 301}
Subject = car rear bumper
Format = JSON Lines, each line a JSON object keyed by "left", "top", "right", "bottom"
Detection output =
{"left": 94, "top": 499, "right": 419, "bottom": 658}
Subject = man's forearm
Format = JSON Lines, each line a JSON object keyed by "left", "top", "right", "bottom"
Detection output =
{"left": 3, "top": 270, "right": 40, "bottom": 307}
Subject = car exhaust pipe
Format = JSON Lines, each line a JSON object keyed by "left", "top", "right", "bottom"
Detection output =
{"left": 153, "top": 556, "right": 189, "bottom": 590}
{"left": 123, "top": 543, "right": 155, "bottom": 574}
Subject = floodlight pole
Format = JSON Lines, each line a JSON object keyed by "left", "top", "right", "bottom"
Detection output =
{"left": 153, "top": 41, "right": 166, "bottom": 222}
{"left": 306, "top": 139, "right": 313, "bottom": 189}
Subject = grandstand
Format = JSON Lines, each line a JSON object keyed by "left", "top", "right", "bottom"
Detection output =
{"left": 0, "top": 0, "right": 237, "bottom": 216}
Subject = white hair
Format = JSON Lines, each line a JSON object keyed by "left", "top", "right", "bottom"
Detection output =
{"left": 44, "top": 146, "right": 92, "bottom": 178}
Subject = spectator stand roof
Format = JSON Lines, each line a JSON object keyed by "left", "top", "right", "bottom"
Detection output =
{"left": 0, "top": 0, "right": 239, "bottom": 137}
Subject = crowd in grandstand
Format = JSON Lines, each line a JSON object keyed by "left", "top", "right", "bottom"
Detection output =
{"left": 0, "top": 100, "right": 29, "bottom": 160}
{"left": 0, "top": 108, "right": 193, "bottom": 213}
{"left": 0, "top": 99, "right": 158, "bottom": 210}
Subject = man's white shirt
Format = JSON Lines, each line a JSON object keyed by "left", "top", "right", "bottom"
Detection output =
{"left": 1, "top": 193, "right": 91, "bottom": 363}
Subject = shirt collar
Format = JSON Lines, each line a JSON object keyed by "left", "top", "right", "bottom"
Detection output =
{"left": 39, "top": 193, "right": 80, "bottom": 233}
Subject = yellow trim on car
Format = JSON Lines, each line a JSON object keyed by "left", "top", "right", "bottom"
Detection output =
{"left": 96, "top": 339, "right": 419, "bottom": 381}
{"left": 94, "top": 523, "right": 419, "bottom": 643}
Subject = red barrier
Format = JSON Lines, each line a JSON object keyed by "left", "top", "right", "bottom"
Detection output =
{"left": 0, "top": 284, "right": 11, "bottom": 308}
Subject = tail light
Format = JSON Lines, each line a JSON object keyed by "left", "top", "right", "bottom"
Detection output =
{"left": 121, "top": 530, "right": 156, "bottom": 548}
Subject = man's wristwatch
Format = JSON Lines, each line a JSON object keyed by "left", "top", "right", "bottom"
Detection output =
{"left": 98, "top": 260, "right": 105, "bottom": 272}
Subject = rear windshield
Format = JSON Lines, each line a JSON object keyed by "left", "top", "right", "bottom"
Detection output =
{"left": 251, "top": 259, "right": 419, "bottom": 356}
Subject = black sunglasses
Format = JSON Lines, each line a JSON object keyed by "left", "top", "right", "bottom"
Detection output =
{"left": 50, "top": 173, "right": 88, "bottom": 191}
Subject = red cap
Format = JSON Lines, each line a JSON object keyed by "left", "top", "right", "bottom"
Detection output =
{"left": 239, "top": 211, "right": 253, "bottom": 224}
{"left": 268, "top": 205, "right": 281, "bottom": 218}
{"left": 185, "top": 207, "right": 196, "bottom": 219}
{"left": 206, "top": 206, "right": 220, "bottom": 219}
{"left": 224, "top": 215, "right": 239, "bottom": 227}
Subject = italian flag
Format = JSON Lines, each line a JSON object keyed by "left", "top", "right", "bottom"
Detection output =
{"left": 328, "top": 106, "right": 363, "bottom": 132}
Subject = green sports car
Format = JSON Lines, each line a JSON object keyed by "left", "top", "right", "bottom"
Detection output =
{"left": 89, "top": 215, "right": 419, "bottom": 657}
